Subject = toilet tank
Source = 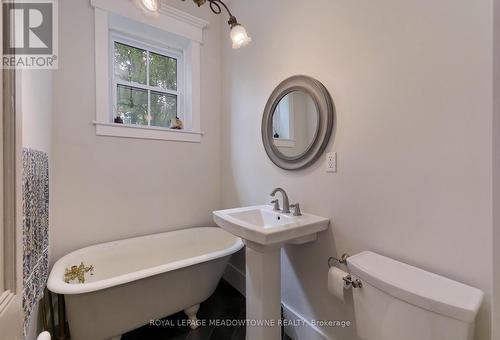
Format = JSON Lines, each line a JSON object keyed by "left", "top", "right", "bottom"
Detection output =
{"left": 346, "top": 252, "right": 483, "bottom": 340}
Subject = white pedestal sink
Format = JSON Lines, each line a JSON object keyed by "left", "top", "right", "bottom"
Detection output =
{"left": 213, "top": 205, "right": 329, "bottom": 340}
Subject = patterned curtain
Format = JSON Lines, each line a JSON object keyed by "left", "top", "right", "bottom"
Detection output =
{"left": 22, "top": 148, "right": 49, "bottom": 339}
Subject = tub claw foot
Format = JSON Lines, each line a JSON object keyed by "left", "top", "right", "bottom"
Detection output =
{"left": 184, "top": 304, "right": 200, "bottom": 330}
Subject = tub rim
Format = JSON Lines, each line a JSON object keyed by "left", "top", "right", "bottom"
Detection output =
{"left": 47, "top": 226, "right": 243, "bottom": 295}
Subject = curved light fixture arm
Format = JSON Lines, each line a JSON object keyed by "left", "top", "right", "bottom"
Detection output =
{"left": 207, "top": 0, "right": 238, "bottom": 26}
{"left": 188, "top": 0, "right": 238, "bottom": 26}
{"left": 178, "top": 0, "right": 251, "bottom": 48}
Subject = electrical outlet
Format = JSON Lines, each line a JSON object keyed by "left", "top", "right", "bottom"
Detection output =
{"left": 326, "top": 152, "right": 337, "bottom": 173}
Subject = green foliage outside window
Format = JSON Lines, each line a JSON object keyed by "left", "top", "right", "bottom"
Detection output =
{"left": 114, "top": 42, "right": 147, "bottom": 85}
{"left": 114, "top": 41, "right": 179, "bottom": 128}
{"left": 150, "top": 52, "right": 177, "bottom": 91}
{"left": 117, "top": 85, "right": 148, "bottom": 126}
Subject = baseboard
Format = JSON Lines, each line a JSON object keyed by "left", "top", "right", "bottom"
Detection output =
{"left": 282, "top": 302, "right": 330, "bottom": 340}
{"left": 222, "top": 262, "right": 246, "bottom": 296}
{"left": 223, "top": 265, "right": 332, "bottom": 340}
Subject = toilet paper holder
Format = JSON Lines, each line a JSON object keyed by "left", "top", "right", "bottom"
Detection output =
{"left": 328, "top": 254, "right": 363, "bottom": 289}
{"left": 328, "top": 253, "right": 350, "bottom": 267}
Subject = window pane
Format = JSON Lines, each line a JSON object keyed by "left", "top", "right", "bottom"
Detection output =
{"left": 114, "top": 42, "right": 147, "bottom": 85}
{"left": 149, "top": 52, "right": 177, "bottom": 91}
{"left": 150, "top": 91, "right": 177, "bottom": 128}
{"left": 117, "top": 85, "right": 148, "bottom": 126}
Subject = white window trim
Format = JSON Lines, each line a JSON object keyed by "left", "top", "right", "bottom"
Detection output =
{"left": 91, "top": 0, "right": 208, "bottom": 142}
{"left": 273, "top": 93, "right": 296, "bottom": 146}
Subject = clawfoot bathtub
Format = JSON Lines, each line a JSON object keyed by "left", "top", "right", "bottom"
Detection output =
{"left": 48, "top": 227, "right": 243, "bottom": 340}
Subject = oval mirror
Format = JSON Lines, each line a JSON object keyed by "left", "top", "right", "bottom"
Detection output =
{"left": 262, "top": 75, "right": 335, "bottom": 170}
{"left": 271, "top": 91, "right": 319, "bottom": 158}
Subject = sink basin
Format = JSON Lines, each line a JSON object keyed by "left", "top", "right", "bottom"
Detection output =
{"left": 213, "top": 205, "right": 329, "bottom": 246}
{"left": 213, "top": 204, "right": 329, "bottom": 340}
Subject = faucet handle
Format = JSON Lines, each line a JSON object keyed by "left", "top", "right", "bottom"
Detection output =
{"left": 271, "top": 199, "right": 280, "bottom": 211}
{"left": 290, "top": 203, "right": 302, "bottom": 216}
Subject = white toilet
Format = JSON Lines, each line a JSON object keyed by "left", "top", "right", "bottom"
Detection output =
{"left": 346, "top": 251, "right": 483, "bottom": 340}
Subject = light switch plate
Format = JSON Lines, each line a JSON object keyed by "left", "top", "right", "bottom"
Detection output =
{"left": 326, "top": 152, "right": 337, "bottom": 173}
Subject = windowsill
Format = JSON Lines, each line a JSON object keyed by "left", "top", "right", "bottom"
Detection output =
{"left": 93, "top": 121, "right": 203, "bottom": 142}
{"left": 273, "top": 138, "right": 296, "bottom": 148}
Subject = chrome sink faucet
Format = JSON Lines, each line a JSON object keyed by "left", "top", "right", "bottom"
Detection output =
{"left": 270, "top": 188, "right": 290, "bottom": 214}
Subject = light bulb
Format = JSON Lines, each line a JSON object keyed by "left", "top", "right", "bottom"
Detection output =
{"left": 230, "top": 24, "right": 252, "bottom": 49}
{"left": 143, "top": 0, "right": 158, "bottom": 11}
{"left": 136, "top": 0, "right": 159, "bottom": 13}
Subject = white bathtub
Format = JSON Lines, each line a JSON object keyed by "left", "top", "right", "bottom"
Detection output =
{"left": 47, "top": 227, "right": 243, "bottom": 340}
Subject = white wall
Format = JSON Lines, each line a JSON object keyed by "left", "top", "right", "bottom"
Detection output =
{"left": 20, "top": 69, "right": 53, "bottom": 340}
{"left": 221, "top": 1, "right": 493, "bottom": 339}
{"left": 51, "top": 0, "right": 224, "bottom": 261}
{"left": 493, "top": 0, "right": 500, "bottom": 338}
{"left": 21, "top": 70, "right": 53, "bottom": 154}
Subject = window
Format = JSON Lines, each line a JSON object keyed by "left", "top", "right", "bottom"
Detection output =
{"left": 92, "top": 1, "right": 208, "bottom": 142}
{"left": 273, "top": 94, "right": 296, "bottom": 148}
{"left": 111, "top": 37, "right": 183, "bottom": 129}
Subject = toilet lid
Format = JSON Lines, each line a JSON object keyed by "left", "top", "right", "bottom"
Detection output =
{"left": 347, "top": 251, "right": 483, "bottom": 323}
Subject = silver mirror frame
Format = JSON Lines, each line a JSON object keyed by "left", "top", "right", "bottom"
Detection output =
{"left": 262, "top": 75, "right": 335, "bottom": 170}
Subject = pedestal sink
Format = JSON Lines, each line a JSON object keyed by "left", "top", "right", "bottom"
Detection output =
{"left": 213, "top": 205, "right": 329, "bottom": 340}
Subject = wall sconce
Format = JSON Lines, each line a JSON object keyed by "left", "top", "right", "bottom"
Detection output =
{"left": 136, "top": 0, "right": 252, "bottom": 49}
